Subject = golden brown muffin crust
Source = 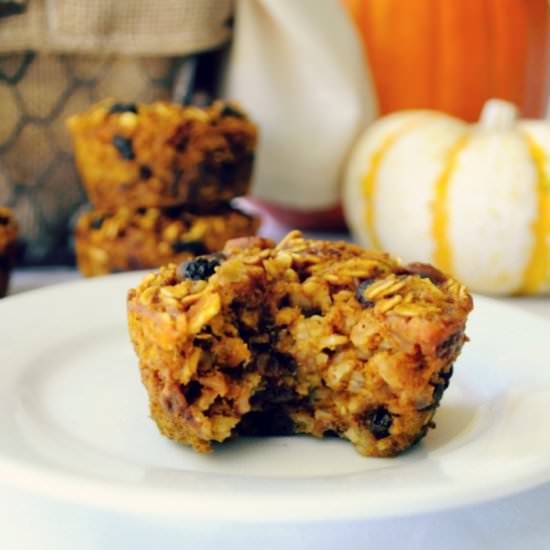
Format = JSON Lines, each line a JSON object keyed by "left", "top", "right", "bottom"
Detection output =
{"left": 75, "top": 203, "right": 259, "bottom": 277}
{"left": 67, "top": 99, "right": 257, "bottom": 209}
{"left": 127, "top": 231, "right": 473, "bottom": 457}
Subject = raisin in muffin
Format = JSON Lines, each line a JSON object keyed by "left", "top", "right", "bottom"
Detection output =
{"left": 127, "top": 231, "right": 473, "bottom": 457}
{"left": 0, "top": 207, "right": 17, "bottom": 298}
{"left": 67, "top": 100, "right": 257, "bottom": 209}
{"left": 75, "top": 203, "right": 259, "bottom": 277}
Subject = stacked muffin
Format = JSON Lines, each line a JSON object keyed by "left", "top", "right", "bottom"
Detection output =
{"left": 67, "top": 100, "right": 259, "bottom": 277}
{"left": 0, "top": 207, "right": 17, "bottom": 298}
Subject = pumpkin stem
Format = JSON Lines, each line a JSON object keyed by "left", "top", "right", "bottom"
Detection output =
{"left": 478, "top": 99, "right": 519, "bottom": 130}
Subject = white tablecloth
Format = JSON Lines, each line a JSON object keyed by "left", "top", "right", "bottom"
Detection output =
{"left": 3, "top": 248, "right": 550, "bottom": 550}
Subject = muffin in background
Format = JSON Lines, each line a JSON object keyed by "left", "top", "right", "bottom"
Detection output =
{"left": 0, "top": 207, "right": 18, "bottom": 297}
{"left": 75, "top": 203, "right": 259, "bottom": 277}
{"left": 66, "top": 99, "right": 257, "bottom": 210}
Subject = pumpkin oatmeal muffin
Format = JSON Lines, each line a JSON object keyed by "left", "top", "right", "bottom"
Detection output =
{"left": 0, "top": 207, "right": 17, "bottom": 298}
{"left": 127, "top": 231, "right": 473, "bottom": 457}
{"left": 67, "top": 99, "right": 257, "bottom": 209}
{"left": 75, "top": 203, "right": 259, "bottom": 277}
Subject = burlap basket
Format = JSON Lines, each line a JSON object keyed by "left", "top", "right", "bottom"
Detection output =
{"left": 0, "top": 0, "right": 233, "bottom": 264}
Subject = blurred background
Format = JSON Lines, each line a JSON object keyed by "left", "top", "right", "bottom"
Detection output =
{"left": 2, "top": 5, "right": 550, "bottom": 548}
{"left": 0, "top": 0, "right": 548, "bottom": 275}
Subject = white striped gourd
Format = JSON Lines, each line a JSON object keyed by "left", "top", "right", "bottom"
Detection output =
{"left": 343, "top": 99, "right": 550, "bottom": 295}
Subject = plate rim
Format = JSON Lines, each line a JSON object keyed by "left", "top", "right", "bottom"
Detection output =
{"left": 1, "top": 273, "right": 550, "bottom": 521}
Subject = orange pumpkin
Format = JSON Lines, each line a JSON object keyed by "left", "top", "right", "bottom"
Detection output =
{"left": 343, "top": 0, "right": 550, "bottom": 121}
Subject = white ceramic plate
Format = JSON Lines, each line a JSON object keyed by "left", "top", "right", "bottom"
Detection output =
{"left": 1, "top": 272, "right": 550, "bottom": 522}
